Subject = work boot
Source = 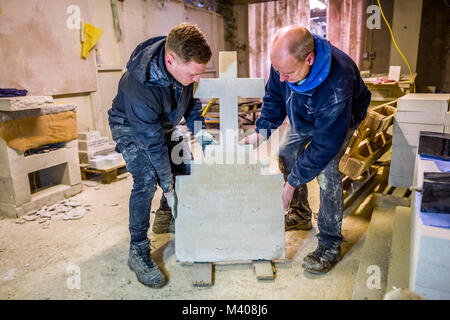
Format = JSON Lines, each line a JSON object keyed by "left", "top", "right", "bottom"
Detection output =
{"left": 128, "top": 238, "right": 167, "bottom": 288}
{"left": 152, "top": 209, "right": 174, "bottom": 234}
{"left": 285, "top": 208, "right": 312, "bottom": 231}
{"left": 152, "top": 195, "right": 174, "bottom": 234}
{"left": 302, "top": 245, "right": 341, "bottom": 274}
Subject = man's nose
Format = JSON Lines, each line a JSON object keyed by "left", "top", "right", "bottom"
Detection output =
{"left": 280, "top": 74, "right": 288, "bottom": 82}
{"left": 192, "top": 75, "right": 201, "bottom": 82}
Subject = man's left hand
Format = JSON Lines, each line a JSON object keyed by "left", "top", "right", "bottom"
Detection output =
{"left": 195, "top": 129, "right": 217, "bottom": 153}
{"left": 282, "top": 181, "right": 295, "bottom": 211}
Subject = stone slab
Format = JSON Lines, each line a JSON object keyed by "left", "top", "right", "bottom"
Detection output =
{"left": 0, "top": 96, "right": 54, "bottom": 111}
{"left": 175, "top": 162, "right": 285, "bottom": 262}
{"left": 397, "top": 93, "right": 450, "bottom": 113}
{"left": 78, "top": 137, "right": 109, "bottom": 151}
{"left": 417, "top": 131, "right": 450, "bottom": 160}
{"left": 409, "top": 191, "right": 450, "bottom": 297}
{"left": 351, "top": 207, "right": 395, "bottom": 300}
{"left": 387, "top": 206, "right": 411, "bottom": 291}
{"left": 192, "top": 262, "right": 213, "bottom": 286}
{"left": 393, "top": 121, "right": 444, "bottom": 137}
{"left": 0, "top": 183, "right": 82, "bottom": 218}
{"left": 78, "top": 131, "right": 100, "bottom": 141}
{"left": 395, "top": 111, "right": 445, "bottom": 125}
{"left": 78, "top": 144, "right": 116, "bottom": 164}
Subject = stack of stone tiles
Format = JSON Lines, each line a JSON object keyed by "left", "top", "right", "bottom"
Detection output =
{"left": 77, "top": 131, "right": 122, "bottom": 169}
{"left": 389, "top": 94, "right": 450, "bottom": 188}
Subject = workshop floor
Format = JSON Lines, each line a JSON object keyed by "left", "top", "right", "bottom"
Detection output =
{"left": 0, "top": 173, "right": 373, "bottom": 300}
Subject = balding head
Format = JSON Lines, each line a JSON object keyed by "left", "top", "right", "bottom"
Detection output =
{"left": 270, "top": 26, "right": 315, "bottom": 83}
{"left": 271, "top": 25, "right": 315, "bottom": 62}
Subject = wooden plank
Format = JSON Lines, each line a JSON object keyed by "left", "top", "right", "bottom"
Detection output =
{"left": 391, "top": 187, "right": 407, "bottom": 198}
{"left": 253, "top": 260, "right": 274, "bottom": 280}
{"left": 192, "top": 262, "right": 213, "bottom": 287}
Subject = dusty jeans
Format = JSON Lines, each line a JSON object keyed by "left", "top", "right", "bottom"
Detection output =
{"left": 278, "top": 123, "right": 354, "bottom": 250}
{"left": 109, "top": 116, "right": 190, "bottom": 243}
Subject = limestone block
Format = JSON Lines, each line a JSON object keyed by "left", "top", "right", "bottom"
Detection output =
{"left": 397, "top": 93, "right": 450, "bottom": 113}
{"left": 0, "top": 96, "right": 54, "bottom": 111}
{"left": 78, "top": 131, "right": 100, "bottom": 141}
{"left": 78, "top": 144, "right": 115, "bottom": 164}
{"left": 175, "top": 162, "right": 285, "bottom": 262}
{"left": 89, "top": 157, "right": 108, "bottom": 169}
{"left": 393, "top": 121, "right": 444, "bottom": 137}
{"left": 78, "top": 137, "right": 109, "bottom": 151}
{"left": 395, "top": 111, "right": 445, "bottom": 125}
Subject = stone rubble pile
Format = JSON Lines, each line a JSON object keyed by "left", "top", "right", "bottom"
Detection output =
{"left": 16, "top": 198, "right": 91, "bottom": 225}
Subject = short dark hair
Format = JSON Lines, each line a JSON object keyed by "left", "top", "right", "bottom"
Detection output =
{"left": 165, "top": 23, "right": 212, "bottom": 64}
{"left": 289, "top": 28, "right": 315, "bottom": 61}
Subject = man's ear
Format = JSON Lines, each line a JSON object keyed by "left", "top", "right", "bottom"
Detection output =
{"left": 305, "top": 52, "right": 315, "bottom": 66}
{"left": 166, "top": 53, "right": 175, "bottom": 67}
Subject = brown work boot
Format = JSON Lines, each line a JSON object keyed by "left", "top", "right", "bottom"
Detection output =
{"left": 152, "top": 209, "right": 174, "bottom": 234}
{"left": 285, "top": 208, "right": 312, "bottom": 231}
{"left": 302, "top": 245, "right": 341, "bottom": 274}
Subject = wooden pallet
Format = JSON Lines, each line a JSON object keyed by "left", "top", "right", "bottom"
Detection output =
{"left": 375, "top": 185, "right": 412, "bottom": 208}
{"left": 339, "top": 100, "right": 396, "bottom": 180}
{"left": 80, "top": 163, "right": 128, "bottom": 184}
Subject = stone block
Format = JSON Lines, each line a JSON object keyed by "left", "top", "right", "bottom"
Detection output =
{"left": 78, "top": 131, "right": 100, "bottom": 141}
{"left": 393, "top": 121, "right": 444, "bottom": 137}
{"left": 418, "top": 131, "right": 450, "bottom": 160}
{"left": 78, "top": 137, "right": 109, "bottom": 151}
{"left": 0, "top": 96, "right": 54, "bottom": 111}
{"left": 395, "top": 111, "right": 445, "bottom": 125}
{"left": 397, "top": 93, "right": 450, "bottom": 113}
{"left": 0, "top": 136, "right": 82, "bottom": 217}
{"left": 78, "top": 143, "right": 115, "bottom": 164}
{"left": 421, "top": 172, "right": 450, "bottom": 213}
{"left": 175, "top": 162, "right": 285, "bottom": 262}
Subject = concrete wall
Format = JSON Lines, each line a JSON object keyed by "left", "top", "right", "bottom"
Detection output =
{"left": 388, "top": 0, "right": 423, "bottom": 75}
{"left": 1, "top": 0, "right": 226, "bottom": 139}
{"left": 361, "top": 0, "right": 394, "bottom": 74}
{"left": 416, "top": 0, "right": 450, "bottom": 93}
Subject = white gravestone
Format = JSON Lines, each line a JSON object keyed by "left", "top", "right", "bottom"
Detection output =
{"left": 175, "top": 52, "right": 285, "bottom": 262}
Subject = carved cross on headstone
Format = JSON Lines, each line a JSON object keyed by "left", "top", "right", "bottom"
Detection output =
{"left": 194, "top": 51, "right": 265, "bottom": 150}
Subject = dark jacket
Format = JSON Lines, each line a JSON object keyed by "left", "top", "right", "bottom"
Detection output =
{"left": 108, "top": 36, "right": 205, "bottom": 189}
{"left": 256, "top": 34, "right": 371, "bottom": 188}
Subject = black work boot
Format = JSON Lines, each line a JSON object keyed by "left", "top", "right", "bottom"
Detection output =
{"left": 302, "top": 245, "right": 341, "bottom": 274}
{"left": 285, "top": 208, "right": 312, "bottom": 231}
{"left": 152, "top": 195, "right": 174, "bottom": 234}
{"left": 128, "top": 238, "right": 167, "bottom": 288}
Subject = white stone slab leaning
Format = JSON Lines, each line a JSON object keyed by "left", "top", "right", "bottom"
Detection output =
{"left": 175, "top": 51, "right": 285, "bottom": 262}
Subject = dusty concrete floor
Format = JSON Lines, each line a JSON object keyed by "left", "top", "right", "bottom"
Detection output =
{"left": 0, "top": 171, "right": 373, "bottom": 300}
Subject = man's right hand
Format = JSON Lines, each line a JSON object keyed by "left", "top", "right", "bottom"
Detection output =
{"left": 238, "top": 132, "right": 266, "bottom": 147}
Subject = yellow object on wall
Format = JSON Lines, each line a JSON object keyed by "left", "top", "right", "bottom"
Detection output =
{"left": 81, "top": 22, "right": 102, "bottom": 59}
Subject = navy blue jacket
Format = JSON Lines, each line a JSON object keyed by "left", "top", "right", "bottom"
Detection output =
{"left": 108, "top": 36, "right": 205, "bottom": 189}
{"left": 256, "top": 35, "right": 371, "bottom": 188}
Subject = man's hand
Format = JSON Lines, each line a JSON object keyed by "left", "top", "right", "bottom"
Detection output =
{"left": 238, "top": 132, "right": 265, "bottom": 147}
{"left": 164, "top": 188, "right": 178, "bottom": 219}
{"left": 195, "top": 129, "right": 218, "bottom": 153}
{"left": 282, "top": 181, "right": 295, "bottom": 211}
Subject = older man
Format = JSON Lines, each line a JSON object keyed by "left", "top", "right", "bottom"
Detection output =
{"left": 242, "top": 26, "right": 371, "bottom": 274}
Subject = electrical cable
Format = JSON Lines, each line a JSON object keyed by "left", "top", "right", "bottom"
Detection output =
{"left": 377, "top": 0, "right": 416, "bottom": 93}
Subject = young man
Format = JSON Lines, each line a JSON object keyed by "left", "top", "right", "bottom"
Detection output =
{"left": 242, "top": 26, "right": 371, "bottom": 274}
{"left": 108, "top": 23, "right": 214, "bottom": 288}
